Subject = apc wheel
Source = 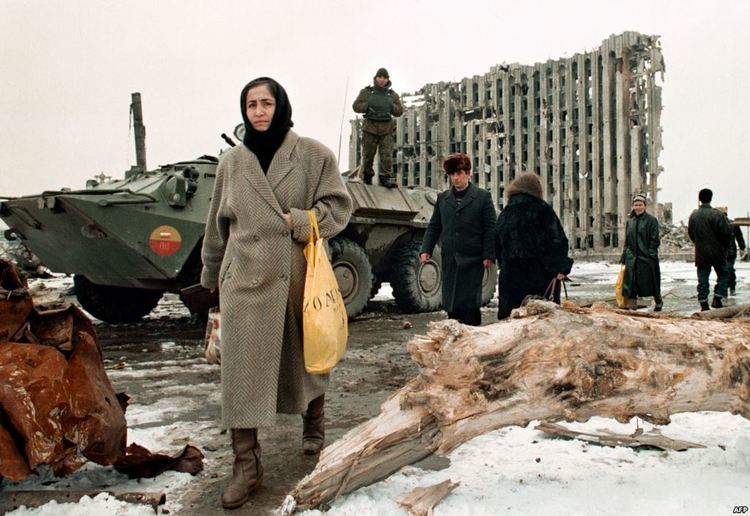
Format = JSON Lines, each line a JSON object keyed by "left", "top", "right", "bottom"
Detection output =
{"left": 74, "top": 275, "right": 164, "bottom": 323}
{"left": 481, "top": 262, "right": 498, "bottom": 306}
{"left": 390, "top": 241, "right": 442, "bottom": 313}
{"left": 329, "top": 238, "right": 374, "bottom": 318}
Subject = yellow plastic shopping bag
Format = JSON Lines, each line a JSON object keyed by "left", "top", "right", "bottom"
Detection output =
{"left": 614, "top": 265, "right": 627, "bottom": 308}
{"left": 302, "top": 210, "right": 348, "bottom": 374}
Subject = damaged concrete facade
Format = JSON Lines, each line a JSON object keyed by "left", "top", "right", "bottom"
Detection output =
{"left": 349, "top": 32, "right": 665, "bottom": 251}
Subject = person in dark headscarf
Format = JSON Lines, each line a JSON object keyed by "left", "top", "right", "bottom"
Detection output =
{"left": 494, "top": 172, "right": 573, "bottom": 319}
{"left": 620, "top": 193, "right": 662, "bottom": 311}
{"left": 200, "top": 77, "right": 353, "bottom": 509}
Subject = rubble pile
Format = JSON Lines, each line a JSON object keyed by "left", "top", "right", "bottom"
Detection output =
{"left": 0, "top": 259, "right": 203, "bottom": 482}
{"left": 659, "top": 221, "right": 693, "bottom": 254}
{"left": 0, "top": 237, "right": 46, "bottom": 276}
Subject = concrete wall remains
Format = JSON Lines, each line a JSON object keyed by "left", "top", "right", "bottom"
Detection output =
{"left": 349, "top": 32, "right": 665, "bottom": 252}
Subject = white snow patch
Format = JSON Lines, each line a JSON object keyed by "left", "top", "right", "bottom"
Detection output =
{"left": 302, "top": 412, "right": 750, "bottom": 516}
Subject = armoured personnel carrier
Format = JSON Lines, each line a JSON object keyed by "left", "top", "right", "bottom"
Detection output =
{"left": 0, "top": 94, "right": 496, "bottom": 323}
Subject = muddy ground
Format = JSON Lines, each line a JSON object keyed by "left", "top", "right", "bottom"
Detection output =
{"left": 10, "top": 260, "right": 749, "bottom": 514}
{"left": 98, "top": 298, "right": 493, "bottom": 515}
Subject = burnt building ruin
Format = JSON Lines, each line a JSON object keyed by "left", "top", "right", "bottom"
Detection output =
{"left": 349, "top": 32, "right": 665, "bottom": 251}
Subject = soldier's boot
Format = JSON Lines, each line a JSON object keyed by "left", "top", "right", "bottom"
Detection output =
{"left": 627, "top": 298, "right": 638, "bottom": 310}
{"left": 700, "top": 300, "right": 710, "bottom": 311}
{"left": 379, "top": 175, "right": 398, "bottom": 189}
{"left": 302, "top": 394, "right": 325, "bottom": 455}
{"left": 729, "top": 287, "right": 736, "bottom": 296}
{"left": 222, "top": 428, "right": 263, "bottom": 509}
{"left": 653, "top": 294, "right": 663, "bottom": 312}
{"left": 711, "top": 296, "right": 723, "bottom": 309}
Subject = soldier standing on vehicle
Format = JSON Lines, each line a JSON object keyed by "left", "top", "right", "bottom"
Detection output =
{"left": 687, "top": 188, "right": 733, "bottom": 310}
{"left": 352, "top": 67, "right": 403, "bottom": 188}
{"left": 419, "top": 153, "right": 495, "bottom": 326}
{"left": 717, "top": 206, "right": 746, "bottom": 296}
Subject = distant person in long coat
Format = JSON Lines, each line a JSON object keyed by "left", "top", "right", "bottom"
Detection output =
{"left": 620, "top": 193, "right": 662, "bottom": 311}
{"left": 688, "top": 188, "right": 732, "bottom": 310}
{"left": 200, "top": 77, "right": 352, "bottom": 509}
{"left": 419, "top": 153, "right": 496, "bottom": 326}
{"left": 494, "top": 172, "right": 573, "bottom": 319}
{"left": 717, "top": 206, "right": 746, "bottom": 296}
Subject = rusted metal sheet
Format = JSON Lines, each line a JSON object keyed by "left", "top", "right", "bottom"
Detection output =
{"left": 0, "top": 259, "right": 204, "bottom": 482}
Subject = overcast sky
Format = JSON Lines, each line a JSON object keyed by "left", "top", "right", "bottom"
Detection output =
{"left": 1, "top": 0, "right": 748, "bottom": 223}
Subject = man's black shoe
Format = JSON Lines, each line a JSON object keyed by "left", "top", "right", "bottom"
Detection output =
{"left": 700, "top": 301, "right": 710, "bottom": 311}
{"left": 363, "top": 175, "right": 373, "bottom": 185}
{"left": 711, "top": 296, "right": 723, "bottom": 309}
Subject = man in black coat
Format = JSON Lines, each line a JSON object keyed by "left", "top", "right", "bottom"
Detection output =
{"left": 494, "top": 172, "right": 573, "bottom": 319}
{"left": 687, "top": 188, "right": 733, "bottom": 310}
{"left": 420, "top": 153, "right": 496, "bottom": 326}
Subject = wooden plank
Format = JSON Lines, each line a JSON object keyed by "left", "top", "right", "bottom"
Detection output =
{"left": 534, "top": 421, "right": 704, "bottom": 451}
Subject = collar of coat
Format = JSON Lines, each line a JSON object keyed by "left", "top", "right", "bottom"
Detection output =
{"left": 445, "top": 182, "right": 479, "bottom": 211}
{"left": 240, "top": 130, "right": 300, "bottom": 216}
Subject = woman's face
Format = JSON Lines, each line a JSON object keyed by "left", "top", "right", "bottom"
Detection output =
{"left": 245, "top": 84, "right": 276, "bottom": 132}
{"left": 633, "top": 200, "right": 646, "bottom": 215}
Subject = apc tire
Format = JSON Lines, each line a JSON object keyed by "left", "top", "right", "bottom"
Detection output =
{"left": 329, "top": 238, "right": 374, "bottom": 318}
{"left": 74, "top": 275, "right": 164, "bottom": 323}
{"left": 390, "top": 241, "right": 442, "bottom": 313}
{"left": 481, "top": 262, "right": 498, "bottom": 306}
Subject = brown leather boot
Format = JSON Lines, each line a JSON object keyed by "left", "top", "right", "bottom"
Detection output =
{"left": 222, "top": 428, "right": 263, "bottom": 509}
{"left": 302, "top": 394, "right": 325, "bottom": 455}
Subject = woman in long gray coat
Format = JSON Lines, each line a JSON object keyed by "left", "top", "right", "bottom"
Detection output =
{"left": 200, "top": 77, "right": 352, "bottom": 509}
{"left": 620, "top": 194, "right": 662, "bottom": 311}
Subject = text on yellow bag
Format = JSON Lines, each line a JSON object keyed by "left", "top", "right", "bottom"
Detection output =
{"left": 303, "top": 210, "right": 348, "bottom": 374}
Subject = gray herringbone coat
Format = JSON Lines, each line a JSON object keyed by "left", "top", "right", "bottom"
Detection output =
{"left": 200, "top": 131, "right": 352, "bottom": 428}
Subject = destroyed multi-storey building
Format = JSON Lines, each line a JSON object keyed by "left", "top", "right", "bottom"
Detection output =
{"left": 349, "top": 32, "right": 666, "bottom": 252}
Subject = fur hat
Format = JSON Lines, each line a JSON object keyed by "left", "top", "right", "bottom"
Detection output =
{"left": 632, "top": 193, "right": 647, "bottom": 204}
{"left": 717, "top": 206, "right": 728, "bottom": 214}
{"left": 375, "top": 67, "right": 389, "bottom": 78}
{"left": 443, "top": 153, "right": 471, "bottom": 174}
{"left": 506, "top": 172, "right": 543, "bottom": 200}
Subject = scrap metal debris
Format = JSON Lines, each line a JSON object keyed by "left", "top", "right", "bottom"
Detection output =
{"left": 0, "top": 259, "right": 204, "bottom": 482}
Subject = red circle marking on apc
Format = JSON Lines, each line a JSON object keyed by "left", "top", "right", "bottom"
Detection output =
{"left": 149, "top": 225, "right": 182, "bottom": 256}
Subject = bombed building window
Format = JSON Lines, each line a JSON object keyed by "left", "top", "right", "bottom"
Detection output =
{"left": 349, "top": 32, "right": 665, "bottom": 252}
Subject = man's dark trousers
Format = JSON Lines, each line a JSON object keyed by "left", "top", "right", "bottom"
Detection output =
{"left": 697, "top": 263, "right": 729, "bottom": 302}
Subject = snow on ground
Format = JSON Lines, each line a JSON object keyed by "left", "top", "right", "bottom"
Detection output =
{"left": 6, "top": 261, "right": 750, "bottom": 515}
{"left": 299, "top": 412, "right": 750, "bottom": 516}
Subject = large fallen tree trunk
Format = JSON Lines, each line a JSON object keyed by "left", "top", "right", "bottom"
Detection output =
{"left": 287, "top": 300, "right": 750, "bottom": 512}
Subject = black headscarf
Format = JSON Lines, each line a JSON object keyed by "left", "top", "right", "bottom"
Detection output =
{"left": 240, "top": 77, "right": 294, "bottom": 173}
